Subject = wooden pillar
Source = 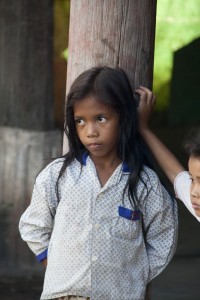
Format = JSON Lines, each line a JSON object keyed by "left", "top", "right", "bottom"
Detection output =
{"left": 0, "top": 0, "right": 54, "bottom": 130}
{"left": 63, "top": 0, "right": 157, "bottom": 152}
{"left": 0, "top": 0, "right": 62, "bottom": 274}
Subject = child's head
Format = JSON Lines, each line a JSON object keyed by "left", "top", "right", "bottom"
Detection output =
{"left": 65, "top": 66, "right": 138, "bottom": 162}
{"left": 63, "top": 66, "right": 152, "bottom": 207}
{"left": 184, "top": 127, "right": 200, "bottom": 159}
{"left": 184, "top": 127, "right": 200, "bottom": 217}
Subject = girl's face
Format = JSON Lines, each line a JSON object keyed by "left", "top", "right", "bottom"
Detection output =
{"left": 73, "top": 96, "right": 120, "bottom": 164}
{"left": 189, "top": 156, "right": 200, "bottom": 217}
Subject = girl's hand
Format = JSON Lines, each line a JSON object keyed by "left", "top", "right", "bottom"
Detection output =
{"left": 42, "top": 258, "right": 48, "bottom": 267}
{"left": 135, "top": 86, "right": 156, "bottom": 132}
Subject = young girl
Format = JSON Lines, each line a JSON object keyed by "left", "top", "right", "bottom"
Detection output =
{"left": 137, "top": 86, "right": 200, "bottom": 222}
{"left": 19, "top": 67, "right": 178, "bottom": 300}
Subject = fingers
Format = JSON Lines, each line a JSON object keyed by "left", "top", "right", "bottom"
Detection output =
{"left": 135, "top": 86, "right": 156, "bottom": 108}
{"left": 136, "top": 86, "right": 156, "bottom": 130}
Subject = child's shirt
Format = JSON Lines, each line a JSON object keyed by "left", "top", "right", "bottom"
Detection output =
{"left": 174, "top": 171, "right": 200, "bottom": 222}
{"left": 19, "top": 155, "right": 178, "bottom": 300}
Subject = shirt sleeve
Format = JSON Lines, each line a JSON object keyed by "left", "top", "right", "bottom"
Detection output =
{"left": 19, "top": 174, "right": 57, "bottom": 262}
{"left": 141, "top": 172, "right": 178, "bottom": 281}
{"left": 174, "top": 171, "right": 200, "bottom": 222}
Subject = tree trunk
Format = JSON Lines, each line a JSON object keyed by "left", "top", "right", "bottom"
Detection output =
{"left": 64, "top": 0, "right": 157, "bottom": 151}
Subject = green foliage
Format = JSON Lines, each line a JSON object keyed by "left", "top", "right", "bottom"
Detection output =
{"left": 54, "top": 0, "right": 70, "bottom": 58}
{"left": 154, "top": 0, "right": 200, "bottom": 110}
{"left": 61, "top": 48, "right": 68, "bottom": 61}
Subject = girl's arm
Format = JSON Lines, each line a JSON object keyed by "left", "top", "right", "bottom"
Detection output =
{"left": 19, "top": 175, "right": 56, "bottom": 263}
{"left": 136, "top": 86, "right": 185, "bottom": 184}
{"left": 141, "top": 171, "right": 178, "bottom": 281}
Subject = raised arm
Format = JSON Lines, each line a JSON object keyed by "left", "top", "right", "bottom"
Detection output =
{"left": 136, "top": 86, "right": 185, "bottom": 184}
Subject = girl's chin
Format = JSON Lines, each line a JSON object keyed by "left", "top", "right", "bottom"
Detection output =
{"left": 195, "top": 211, "right": 200, "bottom": 218}
{"left": 193, "top": 208, "right": 200, "bottom": 217}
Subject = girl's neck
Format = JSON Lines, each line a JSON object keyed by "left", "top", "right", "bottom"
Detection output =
{"left": 90, "top": 154, "right": 122, "bottom": 187}
{"left": 90, "top": 154, "right": 121, "bottom": 171}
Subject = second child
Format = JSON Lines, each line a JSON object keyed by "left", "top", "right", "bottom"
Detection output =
{"left": 137, "top": 86, "right": 200, "bottom": 222}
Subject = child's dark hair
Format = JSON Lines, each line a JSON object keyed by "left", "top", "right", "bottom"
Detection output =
{"left": 57, "top": 66, "right": 153, "bottom": 207}
{"left": 183, "top": 127, "right": 200, "bottom": 158}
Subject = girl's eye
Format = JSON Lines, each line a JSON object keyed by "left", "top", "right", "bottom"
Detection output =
{"left": 190, "top": 177, "right": 194, "bottom": 183}
{"left": 75, "top": 119, "right": 85, "bottom": 125}
{"left": 98, "top": 116, "right": 106, "bottom": 123}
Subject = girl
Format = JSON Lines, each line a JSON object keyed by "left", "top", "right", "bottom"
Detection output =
{"left": 19, "top": 67, "right": 178, "bottom": 300}
{"left": 137, "top": 86, "right": 200, "bottom": 222}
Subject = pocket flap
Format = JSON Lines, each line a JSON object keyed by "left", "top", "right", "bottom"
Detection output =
{"left": 118, "top": 206, "right": 142, "bottom": 221}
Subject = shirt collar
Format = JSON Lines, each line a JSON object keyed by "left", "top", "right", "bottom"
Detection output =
{"left": 80, "top": 152, "right": 130, "bottom": 173}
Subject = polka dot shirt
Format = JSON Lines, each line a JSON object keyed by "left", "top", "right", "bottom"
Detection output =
{"left": 19, "top": 155, "right": 178, "bottom": 300}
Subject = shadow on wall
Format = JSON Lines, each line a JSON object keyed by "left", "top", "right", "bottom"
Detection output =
{"left": 168, "top": 37, "right": 200, "bottom": 126}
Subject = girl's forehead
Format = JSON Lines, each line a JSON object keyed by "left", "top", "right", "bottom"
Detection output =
{"left": 73, "top": 96, "right": 115, "bottom": 114}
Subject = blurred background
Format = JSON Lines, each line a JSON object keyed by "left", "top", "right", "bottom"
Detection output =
{"left": 0, "top": 0, "right": 199, "bottom": 299}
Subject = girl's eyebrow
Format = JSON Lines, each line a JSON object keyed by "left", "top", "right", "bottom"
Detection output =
{"left": 74, "top": 115, "right": 83, "bottom": 118}
{"left": 74, "top": 112, "right": 108, "bottom": 118}
{"left": 96, "top": 112, "right": 108, "bottom": 116}
{"left": 189, "top": 172, "right": 200, "bottom": 179}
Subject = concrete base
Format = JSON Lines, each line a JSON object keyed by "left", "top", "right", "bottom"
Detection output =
{"left": 0, "top": 127, "right": 62, "bottom": 274}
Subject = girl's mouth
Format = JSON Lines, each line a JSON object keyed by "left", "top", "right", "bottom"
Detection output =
{"left": 192, "top": 202, "right": 200, "bottom": 210}
{"left": 87, "top": 143, "right": 102, "bottom": 151}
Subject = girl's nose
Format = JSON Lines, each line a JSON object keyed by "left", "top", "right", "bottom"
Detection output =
{"left": 191, "top": 185, "right": 200, "bottom": 198}
{"left": 86, "top": 123, "right": 98, "bottom": 138}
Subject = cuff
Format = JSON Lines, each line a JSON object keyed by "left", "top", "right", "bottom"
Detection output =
{"left": 36, "top": 249, "right": 48, "bottom": 262}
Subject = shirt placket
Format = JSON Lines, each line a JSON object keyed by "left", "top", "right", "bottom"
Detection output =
{"left": 89, "top": 163, "right": 123, "bottom": 299}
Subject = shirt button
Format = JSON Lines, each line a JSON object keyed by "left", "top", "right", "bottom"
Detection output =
{"left": 92, "top": 256, "right": 98, "bottom": 262}
{"left": 95, "top": 223, "right": 100, "bottom": 229}
{"left": 98, "top": 192, "right": 104, "bottom": 198}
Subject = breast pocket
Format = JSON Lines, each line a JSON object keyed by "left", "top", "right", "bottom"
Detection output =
{"left": 110, "top": 206, "right": 142, "bottom": 241}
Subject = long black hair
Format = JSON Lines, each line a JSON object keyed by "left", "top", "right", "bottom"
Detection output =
{"left": 57, "top": 66, "right": 153, "bottom": 207}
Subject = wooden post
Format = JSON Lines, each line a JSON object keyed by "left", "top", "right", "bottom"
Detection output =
{"left": 0, "top": 0, "right": 55, "bottom": 130}
{"left": 63, "top": 0, "right": 157, "bottom": 152}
